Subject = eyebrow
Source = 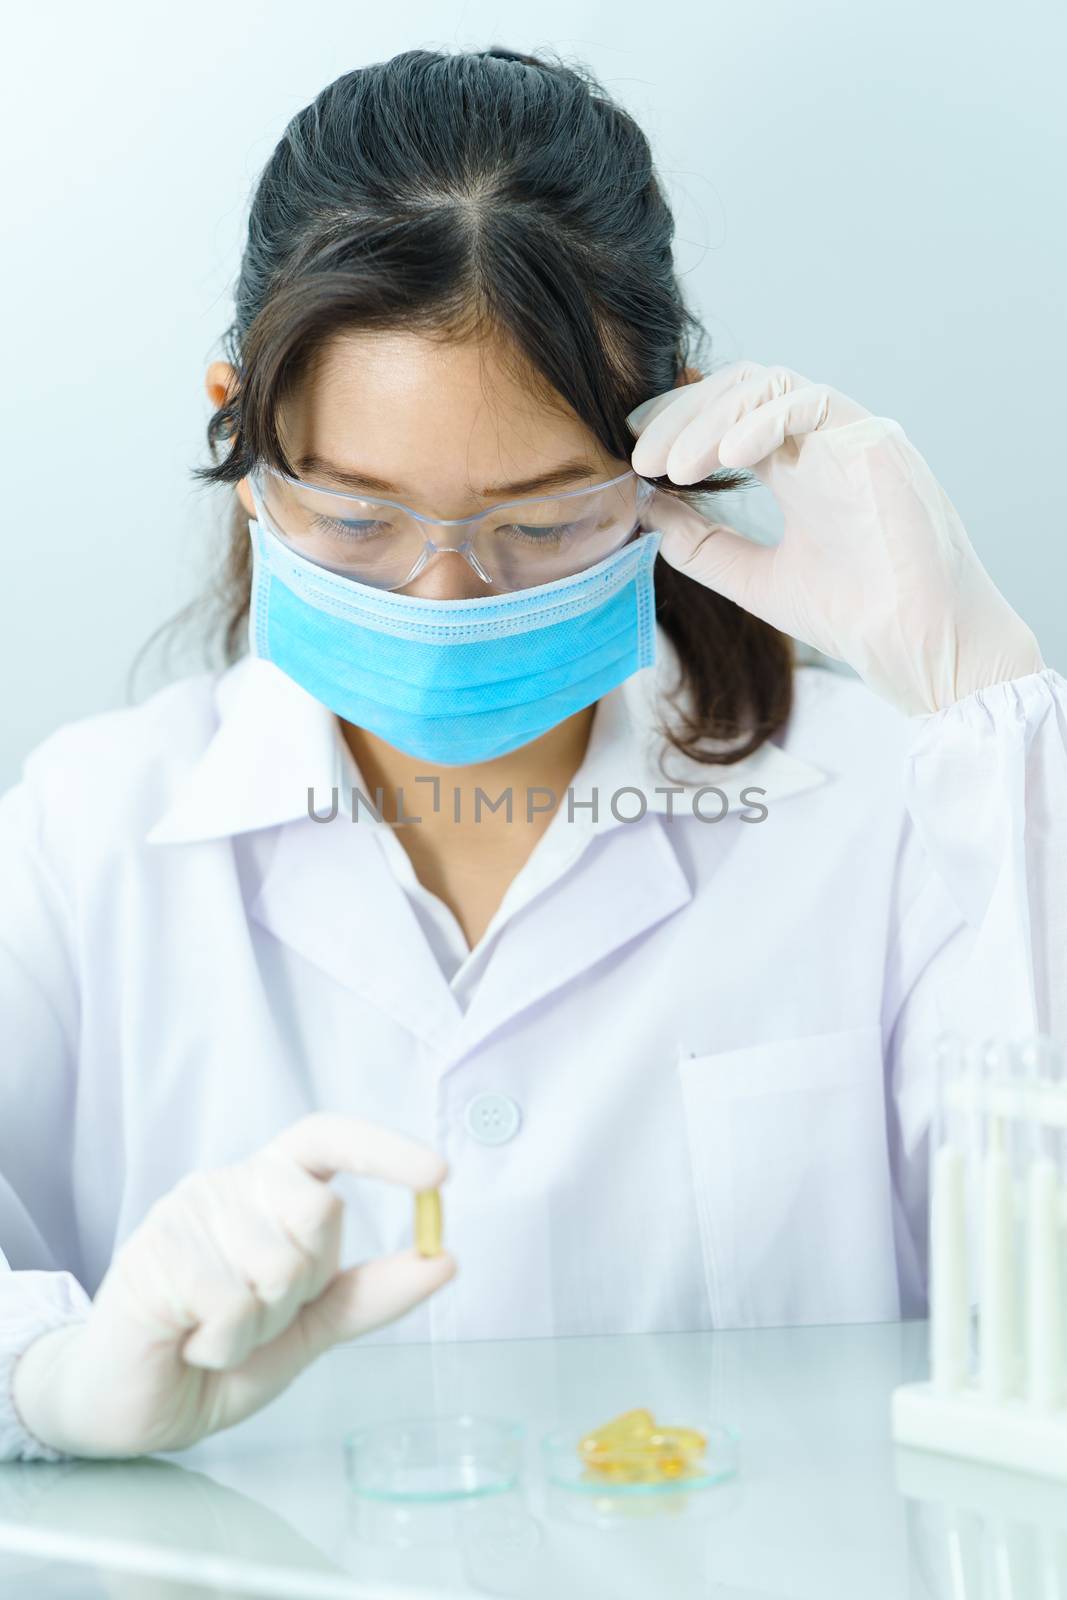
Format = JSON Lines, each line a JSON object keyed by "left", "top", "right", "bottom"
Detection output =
{"left": 294, "top": 453, "right": 607, "bottom": 500}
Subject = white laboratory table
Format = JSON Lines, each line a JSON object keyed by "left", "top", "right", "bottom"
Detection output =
{"left": 0, "top": 1319, "right": 1060, "bottom": 1599}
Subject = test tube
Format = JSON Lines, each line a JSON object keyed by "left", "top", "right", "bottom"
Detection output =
{"left": 978, "top": 1038, "right": 1020, "bottom": 1402}
{"left": 930, "top": 1035, "right": 970, "bottom": 1394}
{"left": 1021, "top": 1036, "right": 1064, "bottom": 1411}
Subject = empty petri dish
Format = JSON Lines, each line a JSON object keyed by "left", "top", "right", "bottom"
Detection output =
{"left": 540, "top": 1418, "right": 739, "bottom": 1497}
{"left": 344, "top": 1414, "right": 525, "bottom": 1502}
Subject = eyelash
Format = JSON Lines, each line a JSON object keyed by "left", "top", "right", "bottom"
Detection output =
{"left": 311, "top": 517, "right": 389, "bottom": 540}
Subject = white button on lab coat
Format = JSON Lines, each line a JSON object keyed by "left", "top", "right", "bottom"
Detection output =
{"left": 1, "top": 621, "right": 1064, "bottom": 1459}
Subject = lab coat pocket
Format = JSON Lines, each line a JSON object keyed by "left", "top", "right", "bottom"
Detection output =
{"left": 676, "top": 1025, "right": 901, "bottom": 1329}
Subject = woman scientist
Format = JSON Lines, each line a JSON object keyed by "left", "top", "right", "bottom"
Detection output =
{"left": 2, "top": 46, "right": 1064, "bottom": 1463}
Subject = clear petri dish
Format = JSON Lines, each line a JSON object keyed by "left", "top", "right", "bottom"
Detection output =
{"left": 540, "top": 1419, "right": 740, "bottom": 1498}
{"left": 344, "top": 1414, "right": 525, "bottom": 1502}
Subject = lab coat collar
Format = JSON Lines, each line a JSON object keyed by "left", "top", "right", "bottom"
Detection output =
{"left": 145, "top": 624, "right": 828, "bottom": 847}
{"left": 145, "top": 659, "right": 342, "bottom": 846}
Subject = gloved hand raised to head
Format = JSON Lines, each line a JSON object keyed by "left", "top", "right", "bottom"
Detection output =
{"left": 12, "top": 1113, "right": 455, "bottom": 1459}
{"left": 627, "top": 361, "right": 1045, "bottom": 717}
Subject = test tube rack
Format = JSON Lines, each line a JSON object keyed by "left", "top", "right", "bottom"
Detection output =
{"left": 891, "top": 1037, "right": 1067, "bottom": 1480}
{"left": 894, "top": 1443, "right": 1067, "bottom": 1592}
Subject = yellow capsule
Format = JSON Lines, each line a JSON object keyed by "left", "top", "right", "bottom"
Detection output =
{"left": 579, "top": 1408, "right": 655, "bottom": 1456}
{"left": 606, "top": 1408, "right": 656, "bottom": 1441}
{"left": 586, "top": 1445, "right": 688, "bottom": 1481}
{"left": 578, "top": 1409, "right": 708, "bottom": 1487}
{"left": 648, "top": 1425, "right": 707, "bottom": 1457}
{"left": 414, "top": 1187, "right": 442, "bottom": 1256}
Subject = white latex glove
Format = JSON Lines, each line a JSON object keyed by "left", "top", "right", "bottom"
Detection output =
{"left": 627, "top": 361, "right": 1045, "bottom": 716}
{"left": 12, "top": 1112, "right": 455, "bottom": 1459}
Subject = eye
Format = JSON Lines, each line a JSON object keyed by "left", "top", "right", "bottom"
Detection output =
{"left": 497, "top": 520, "right": 583, "bottom": 546}
{"left": 310, "top": 514, "right": 393, "bottom": 541}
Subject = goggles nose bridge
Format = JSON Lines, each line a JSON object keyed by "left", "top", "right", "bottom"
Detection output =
{"left": 410, "top": 534, "right": 495, "bottom": 588}
{"left": 425, "top": 532, "right": 475, "bottom": 555}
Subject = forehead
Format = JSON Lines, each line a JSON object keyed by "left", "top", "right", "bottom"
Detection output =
{"left": 281, "top": 327, "right": 602, "bottom": 471}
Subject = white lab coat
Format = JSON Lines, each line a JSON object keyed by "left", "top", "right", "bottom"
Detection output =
{"left": 1, "top": 622, "right": 1064, "bottom": 1459}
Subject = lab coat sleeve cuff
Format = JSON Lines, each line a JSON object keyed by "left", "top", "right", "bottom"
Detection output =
{"left": 902, "top": 665, "right": 1067, "bottom": 1039}
{"left": 0, "top": 1271, "right": 92, "bottom": 1462}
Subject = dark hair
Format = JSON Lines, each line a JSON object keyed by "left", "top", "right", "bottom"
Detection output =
{"left": 140, "top": 44, "right": 793, "bottom": 764}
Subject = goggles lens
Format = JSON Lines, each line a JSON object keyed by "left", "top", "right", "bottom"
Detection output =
{"left": 250, "top": 465, "right": 655, "bottom": 591}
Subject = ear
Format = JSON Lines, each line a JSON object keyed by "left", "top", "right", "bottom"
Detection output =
{"left": 204, "top": 361, "right": 256, "bottom": 520}
{"left": 205, "top": 360, "right": 240, "bottom": 411}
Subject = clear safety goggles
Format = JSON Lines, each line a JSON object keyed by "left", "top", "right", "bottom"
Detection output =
{"left": 248, "top": 463, "right": 657, "bottom": 592}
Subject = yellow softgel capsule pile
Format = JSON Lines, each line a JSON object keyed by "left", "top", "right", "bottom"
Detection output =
{"left": 578, "top": 1408, "right": 707, "bottom": 1484}
{"left": 413, "top": 1187, "right": 442, "bottom": 1256}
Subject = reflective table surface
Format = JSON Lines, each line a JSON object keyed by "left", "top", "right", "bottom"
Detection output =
{"left": 0, "top": 1319, "right": 1060, "bottom": 1598}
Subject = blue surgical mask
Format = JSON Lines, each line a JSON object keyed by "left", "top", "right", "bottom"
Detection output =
{"left": 246, "top": 514, "right": 662, "bottom": 766}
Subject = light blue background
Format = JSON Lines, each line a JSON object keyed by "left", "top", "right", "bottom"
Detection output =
{"left": 2, "top": 0, "right": 1063, "bottom": 786}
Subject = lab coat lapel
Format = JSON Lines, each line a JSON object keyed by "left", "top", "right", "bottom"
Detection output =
{"left": 452, "top": 811, "right": 693, "bottom": 1062}
{"left": 146, "top": 657, "right": 464, "bottom": 1049}
{"left": 249, "top": 814, "right": 465, "bottom": 1051}
{"left": 145, "top": 658, "right": 341, "bottom": 845}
